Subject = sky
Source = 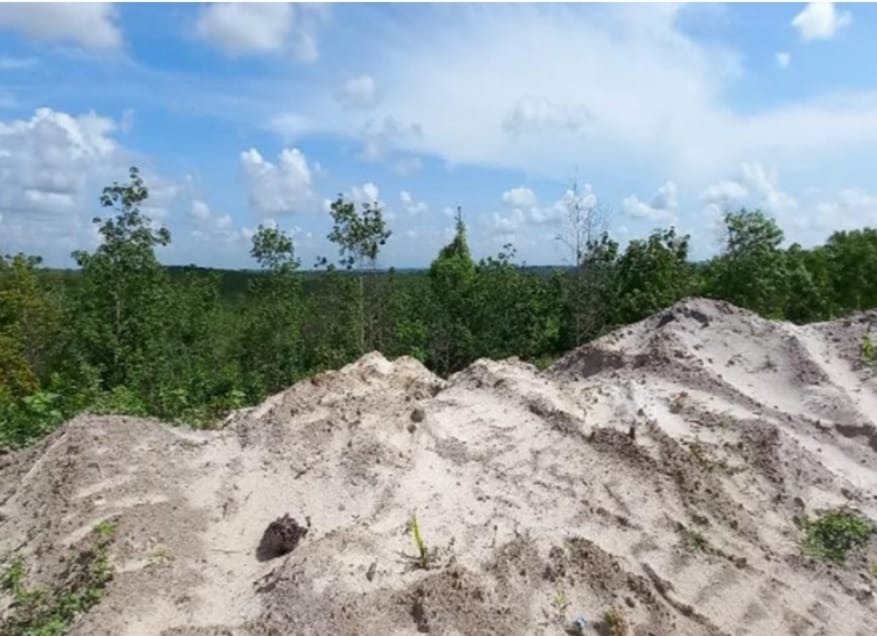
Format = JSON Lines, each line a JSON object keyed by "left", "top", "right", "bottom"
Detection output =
{"left": 1, "top": 2, "right": 877, "bottom": 269}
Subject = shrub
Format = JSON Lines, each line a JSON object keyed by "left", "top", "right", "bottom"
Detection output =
{"left": 798, "top": 508, "right": 876, "bottom": 564}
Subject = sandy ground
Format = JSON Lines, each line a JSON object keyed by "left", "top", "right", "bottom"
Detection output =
{"left": 1, "top": 298, "right": 876, "bottom": 635}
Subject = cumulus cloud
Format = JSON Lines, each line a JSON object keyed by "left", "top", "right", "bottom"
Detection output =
{"left": 622, "top": 181, "right": 678, "bottom": 223}
{"left": 400, "top": 190, "right": 428, "bottom": 216}
{"left": 191, "top": 199, "right": 211, "bottom": 220}
{"left": 240, "top": 147, "right": 316, "bottom": 215}
{"left": 792, "top": 2, "right": 852, "bottom": 41}
{"left": 359, "top": 116, "right": 423, "bottom": 161}
{"left": 350, "top": 182, "right": 380, "bottom": 206}
{"left": 0, "top": 107, "right": 184, "bottom": 262}
{"left": 0, "top": 108, "right": 118, "bottom": 223}
{"left": 701, "top": 163, "right": 797, "bottom": 217}
{"left": 502, "top": 186, "right": 537, "bottom": 208}
{"left": 699, "top": 161, "right": 877, "bottom": 249}
{"left": 0, "top": 3, "right": 121, "bottom": 49}
{"left": 189, "top": 199, "right": 252, "bottom": 243}
{"left": 194, "top": 3, "right": 327, "bottom": 61}
{"left": 337, "top": 75, "right": 377, "bottom": 109}
{"left": 489, "top": 184, "right": 601, "bottom": 244}
{"left": 775, "top": 51, "right": 791, "bottom": 68}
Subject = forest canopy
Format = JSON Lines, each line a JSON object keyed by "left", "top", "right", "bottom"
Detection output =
{"left": 2, "top": 167, "right": 876, "bottom": 450}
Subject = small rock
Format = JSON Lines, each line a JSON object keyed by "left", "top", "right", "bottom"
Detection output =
{"left": 366, "top": 561, "right": 377, "bottom": 581}
{"left": 411, "top": 408, "right": 425, "bottom": 423}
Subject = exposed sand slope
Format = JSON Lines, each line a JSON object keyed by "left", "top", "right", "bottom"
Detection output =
{"left": 1, "top": 298, "right": 876, "bottom": 635}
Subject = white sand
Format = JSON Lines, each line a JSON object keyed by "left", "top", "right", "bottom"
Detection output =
{"left": 1, "top": 298, "right": 875, "bottom": 635}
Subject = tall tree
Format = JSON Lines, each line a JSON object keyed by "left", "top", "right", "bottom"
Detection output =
{"left": 242, "top": 224, "right": 303, "bottom": 394}
{"left": 70, "top": 167, "right": 172, "bottom": 393}
{"left": 326, "top": 195, "right": 392, "bottom": 354}
{"left": 428, "top": 208, "right": 476, "bottom": 374}
{"left": 555, "top": 180, "right": 610, "bottom": 345}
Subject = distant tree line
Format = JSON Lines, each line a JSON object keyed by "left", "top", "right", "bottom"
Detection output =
{"left": 2, "top": 167, "right": 876, "bottom": 449}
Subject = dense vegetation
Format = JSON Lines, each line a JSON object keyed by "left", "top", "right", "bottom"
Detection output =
{"left": 2, "top": 168, "right": 877, "bottom": 450}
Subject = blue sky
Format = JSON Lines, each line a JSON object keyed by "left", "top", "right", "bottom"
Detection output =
{"left": 1, "top": 2, "right": 877, "bottom": 269}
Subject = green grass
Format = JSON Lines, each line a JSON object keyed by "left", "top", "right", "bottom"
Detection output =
{"left": 603, "top": 606, "right": 628, "bottom": 636}
{"left": 683, "top": 527, "right": 712, "bottom": 554}
{"left": 798, "top": 508, "right": 876, "bottom": 564}
{"left": 863, "top": 333, "right": 877, "bottom": 367}
{"left": 0, "top": 521, "right": 116, "bottom": 635}
{"left": 405, "top": 514, "right": 432, "bottom": 570}
{"left": 551, "top": 584, "right": 569, "bottom": 613}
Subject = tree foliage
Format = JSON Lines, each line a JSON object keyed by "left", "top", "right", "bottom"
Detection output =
{"left": 4, "top": 168, "right": 877, "bottom": 451}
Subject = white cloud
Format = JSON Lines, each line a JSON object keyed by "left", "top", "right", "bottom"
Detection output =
{"left": 701, "top": 163, "right": 797, "bottom": 218}
{"left": 0, "top": 4, "right": 121, "bottom": 49}
{"left": 0, "top": 108, "right": 186, "bottom": 263}
{"left": 775, "top": 51, "right": 791, "bottom": 68}
{"left": 359, "top": 116, "right": 423, "bottom": 161}
{"left": 792, "top": 3, "right": 851, "bottom": 41}
{"left": 272, "top": 4, "right": 877, "bottom": 185}
{"left": 503, "top": 96, "right": 592, "bottom": 136}
{"left": 699, "top": 163, "right": 877, "bottom": 249}
{"left": 240, "top": 147, "right": 316, "bottom": 215}
{"left": 502, "top": 186, "right": 537, "bottom": 208}
{"left": 491, "top": 207, "right": 526, "bottom": 235}
{"left": 485, "top": 183, "right": 602, "bottom": 248}
{"left": 189, "top": 198, "right": 253, "bottom": 244}
{"left": 337, "top": 75, "right": 377, "bottom": 109}
{"left": 392, "top": 156, "right": 424, "bottom": 176}
{"left": 809, "top": 188, "right": 877, "bottom": 233}
{"left": 191, "top": 199, "right": 211, "bottom": 220}
{"left": 141, "top": 178, "right": 182, "bottom": 222}
{"left": 0, "top": 108, "right": 118, "bottom": 222}
{"left": 400, "top": 190, "right": 428, "bottom": 216}
{"left": 194, "top": 3, "right": 327, "bottom": 61}
{"left": 622, "top": 180, "right": 678, "bottom": 223}
{"left": 350, "top": 182, "right": 380, "bottom": 206}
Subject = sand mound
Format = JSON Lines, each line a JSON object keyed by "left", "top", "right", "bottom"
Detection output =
{"left": 2, "top": 298, "right": 876, "bottom": 635}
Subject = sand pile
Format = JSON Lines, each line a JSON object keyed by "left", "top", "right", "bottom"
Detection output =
{"left": 1, "top": 298, "right": 876, "bottom": 635}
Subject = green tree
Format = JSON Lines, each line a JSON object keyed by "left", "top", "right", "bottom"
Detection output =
{"left": 0, "top": 253, "right": 61, "bottom": 405}
{"left": 706, "top": 209, "right": 788, "bottom": 317}
{"left": 823, "top": 228, "right": 877, "bottom": 313}
{"left": 615, "top": 227, "right": 691, "bottom": 324}
{"left": 783, "top": 244, "right": 833, "bottom": 323}
{"left": 70, "top": 167, "right": 173, "bottom": 395}
{"left": 472, "top": 244, "right": 561, "bottom": 362}
{"left": 555, "top": 182, "right": 609, "bottom": 345}
{"left": 326, "top": 195, "right": 392, "bottom": 354}
{"left": 428, "top": 209, "right": 477, "bottom": 374}
{"left": 241, "top": 224, "right": 303, "bottom": 394}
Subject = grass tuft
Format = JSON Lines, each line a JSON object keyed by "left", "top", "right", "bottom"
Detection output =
{"left": 0, "top": 520, "right": 116, "bottom": 636}
{"left": 798, "top": 507, "right": 875, "bottom": 564}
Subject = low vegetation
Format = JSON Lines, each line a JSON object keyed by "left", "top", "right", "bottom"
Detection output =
{"left": 3, "top": 168, "right": 877, "bottom": 451}
{"left": 602, "top": 606, "right": 629, "bottom": 636}
{"left": 682, "top": 527, "right": 713, "bottom": 554}
{"left": 405, "top": 514, "right": 433, "bottom": 570}
{"left": 798, "top": 508, "right": 876, "bottom": 564}
{"left": 0, "top": 521, "right": 116, "bottom": 635}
